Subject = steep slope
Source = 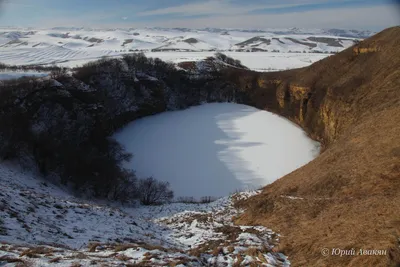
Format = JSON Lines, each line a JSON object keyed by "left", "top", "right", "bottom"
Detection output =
{"left": 233, "top": 26, "right": 400, "bottom": 266}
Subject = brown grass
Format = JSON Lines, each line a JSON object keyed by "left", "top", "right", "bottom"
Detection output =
{"left": 115, "top": 254, "right": 133, "bottom": 261}
{"left": 88, "top": 242, "right": 101, "bottom": 252}
{"left": 114, "top": 243, "right": 138, "bottom": 252}
{"left": 73, "top": 252, "right": 89, "bottom": 259}
{"left": 244, "top": 247, "right": 259, "bottom": 257}
{"left": 215, "top": 225, "right": 242, "bottom": 241}
{"left": 189, "top": 240, "right": 224, "bottom": 257}
{"left": 232, "top": 254, "right": 244, "bottom": 267}
{"left": 233, "top": 26, "right": 400, "bottom": 266}
{"left": 0, "top": 255, "right": 26, "bottom": 263}
{"left": 211, "top": 247, "right": 223, "bottom": 256}
{"left": 141, "top": 244, "right": 168, "bottom": 252}
{"left": 49, "top": 257, "right": 62, "bottom": 263}
{"left": 20, "top": 247, "right": 54, "bottom": 258}
{"left": 125, "top": 263, "right": 152, "bottom": 267}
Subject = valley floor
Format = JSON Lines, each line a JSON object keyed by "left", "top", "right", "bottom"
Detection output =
{"left": 0, "top": 163, "right": 290, "bottom": 266}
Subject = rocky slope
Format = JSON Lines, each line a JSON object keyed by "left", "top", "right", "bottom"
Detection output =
{"left": 231, "top": 26, "right": 400, "bottom": 266}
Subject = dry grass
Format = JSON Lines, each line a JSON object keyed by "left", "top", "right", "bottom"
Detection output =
{"left": 88, "top": 242, "right": 101, "bottom": 252}
{"left": 211, "top": 247, "right": 223, "bottom": 256}
{"left": 232, "top": 254, "right": 244, "bottom": 267}
{"left": 0, "top": 255, "right": 26, "bottom": 263}
{"left": 234, "top": 26, "right": 400, "bottom": 266}
{"left": 139, "top": 243, "right": 170, "bottom": 253}
{"left": 49, "top": 257, "right": 62, "bottom": 263}
{"left": 20, "top": 247, "right": 54, "bottom": 258}
{"left": 73, "top": 252, "right": 89, "bottom": 259}
{"left": 114, "top": 243, "right": 138, "bottom": 252}
{"left": 115, "top": 254, "right": 133, "bottom": 261}
{"left": 244, "top": 247, "right": 259, "bottom": 257}
{"left": 189, "top": 239, "right": 224, "bottom": 257}
{"left": 125, "top": 263, "right": 152, "bottom": 267}
{"left": 215, "top": 225, "right": 242, "bottom": 241}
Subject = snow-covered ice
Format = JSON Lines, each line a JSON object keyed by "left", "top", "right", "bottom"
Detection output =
{"left": 114, "top": 103, "right": 320, "bottom": 199}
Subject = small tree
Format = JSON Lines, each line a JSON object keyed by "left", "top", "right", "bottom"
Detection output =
{"left": 138, "top": 177, "right": 174, "bottom": 205}
{"left": 200, "top": 196, "right": 216, "bottom": 203}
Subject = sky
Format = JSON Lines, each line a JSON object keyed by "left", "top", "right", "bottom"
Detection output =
{"left": 0, "top": 0, "right": 399, "bottom": 30}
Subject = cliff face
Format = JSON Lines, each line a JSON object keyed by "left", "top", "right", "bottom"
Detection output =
{"left": 232, "top": 26, "right": 400, "bottom": 266}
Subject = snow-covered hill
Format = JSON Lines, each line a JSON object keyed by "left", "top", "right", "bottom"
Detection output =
{"left": 0, "top": 162, "right": 290, "bottom": 266}
{"left": 0, "top": 27, "right": 367, "bottom": 67}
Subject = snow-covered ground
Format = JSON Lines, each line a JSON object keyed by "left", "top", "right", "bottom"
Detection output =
{"left": 0, "top": 162, "right": 290, "bottom": 266}
{"left": 145, "top": 51, "right": 328, "bottom": 72}
{"left": 0, "top": 27, "right": 361, "bottom": 71}
{"left": 0, "top": 51, "right": 328, "bottom": 72}
{"left": 114, "top": 103, "right": 320, "bottom": 200}
{"left": 51, "top": 51, "right": 329, "bottom": 72}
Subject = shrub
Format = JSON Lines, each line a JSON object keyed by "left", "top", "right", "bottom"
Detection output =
{"left": 138, "top": 177, "right": 174, "bottom": 205}
{"left": 176, "top": 196, "right": 197, "bottom": 204}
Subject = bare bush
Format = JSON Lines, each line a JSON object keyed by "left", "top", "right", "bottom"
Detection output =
{"left": 138, "top": 177, "right": 174, "bottom": 205}
{"left": 176, "top": 197, "right": 197, "bottom": 204}
{"left": 200, "top": 196, "right": 217, "bottom": 203}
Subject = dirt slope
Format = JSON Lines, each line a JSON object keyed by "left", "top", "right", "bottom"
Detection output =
{"left": 234, "top": 26, "right": 400, "bottom": 266}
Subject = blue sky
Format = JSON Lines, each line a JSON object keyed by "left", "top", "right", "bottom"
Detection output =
{"left": 0, "top": 0, "right": 399, "bottom": 29}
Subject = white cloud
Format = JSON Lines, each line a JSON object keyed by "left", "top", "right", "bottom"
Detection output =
{"left": 2, "top": 0, "right": 398, "bottom": 30}
{"left": 136, "top": 4, "right": 400, "bottom": 30}
{"left": 137, "top": 0, "right": 327, "bottom": 17}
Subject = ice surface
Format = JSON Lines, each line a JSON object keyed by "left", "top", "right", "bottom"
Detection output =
{"left": 114, "top": 103, "right": 320, "bottom": 199}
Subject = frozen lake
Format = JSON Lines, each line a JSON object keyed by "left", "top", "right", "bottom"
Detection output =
{"left": 114, "top": 103, "right": 320, "bottom": 199}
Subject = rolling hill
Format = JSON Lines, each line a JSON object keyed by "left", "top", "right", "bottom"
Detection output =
{"left": 0, "top": 27, "right": 365, "bottom": 66}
